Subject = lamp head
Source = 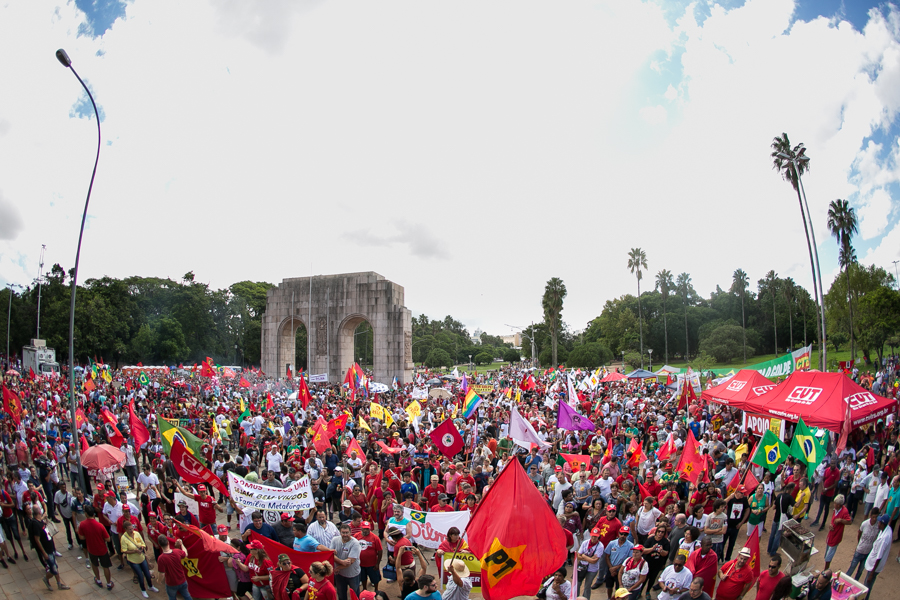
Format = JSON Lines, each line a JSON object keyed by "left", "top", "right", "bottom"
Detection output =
{"left": 56, "top": 49, "right": 72, "bottom": 68}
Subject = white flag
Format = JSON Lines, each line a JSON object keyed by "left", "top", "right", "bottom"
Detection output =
{"left": 509, "top": 405, "right": 550, "bottom": 448}
{"left": 451, "top": 367, "right": 459, "bottom": 379}
{"left": 567, "top": 373, "right": 579, "bottom": 407}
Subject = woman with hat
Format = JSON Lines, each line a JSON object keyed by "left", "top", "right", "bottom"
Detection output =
{"left": 234, "top": 539, "right": 274, "bottom": 600}
{"left": 270, "top": 553, "right": 309, "bottom": 600}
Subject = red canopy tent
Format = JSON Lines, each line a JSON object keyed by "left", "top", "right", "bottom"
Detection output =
{"left": 600, "top": 372, "right": 626, "bottom": 383}
{"left": 740, "top": 371, "right": 897, "bottom": 433}
{"left": 701, "top": 369, "right": 777, "bottom": 409}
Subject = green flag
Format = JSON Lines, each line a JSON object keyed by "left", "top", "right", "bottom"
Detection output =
{"left": 138, "top": 371, "right": 150, "bottom": 387}
{"left": 751, "top": 429, "right": 789, "bottom": 473}
{"left": 157, "top": 416, "right": 207, "bottom": 465}
{"left": 789, "top": 417, "right": 824, "bottom": 479}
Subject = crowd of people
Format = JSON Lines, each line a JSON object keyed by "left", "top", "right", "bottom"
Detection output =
{"left": 0, "top": 355, "right": 898, "bottom": 600}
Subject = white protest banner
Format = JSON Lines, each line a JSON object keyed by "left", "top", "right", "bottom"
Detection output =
{"left": 228, "top": 472, "right": 315, "bottom": 513}
{"left": 309, "top": 373, "right": 328, "bottom": 383}
{"left": 397, "top": 504, "right": 470, "bottom": 549}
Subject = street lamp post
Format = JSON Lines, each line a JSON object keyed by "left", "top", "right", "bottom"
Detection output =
{"left": 648, "top": 348, "right": 653, "bottom": 373}
{"left": 57, "top": 48, "right": 100, "bottom": 496}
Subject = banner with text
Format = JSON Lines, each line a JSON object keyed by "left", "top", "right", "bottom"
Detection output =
{"left": 742, "top": 412, "right": 786, "bottom": 440}
{"left": 710, "top": 344, "right": 812, "bottom": 378}
{"left": 228, "top": 472, "right": 315, "bottom": 512}
{"left": 309, "top": 373, "right": 328, "bottom": 383}
{"left": 397, "top": 504, "right": 470, "bottom": 550}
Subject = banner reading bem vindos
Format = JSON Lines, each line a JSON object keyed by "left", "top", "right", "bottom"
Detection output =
{"left": 228, "top": 472, "right": 315, "bottom": 512}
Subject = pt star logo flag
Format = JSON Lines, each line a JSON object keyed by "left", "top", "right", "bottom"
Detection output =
{"left": 481, "top": 538, "right": 525, "bottom": 587}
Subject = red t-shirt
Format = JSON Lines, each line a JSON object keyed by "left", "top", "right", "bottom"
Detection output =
{"left": 432, "top": 504, "right": 454, "bottom": 513}
{"left": 248, "top": 557, "right": 274, "bottom": 587}
{"left": 78, "top": 518, "right": 110, "bottom": 556}
{"left": 422, "top": 484, "right": 445, "bottom": 508}
{"left": 826, "top": 506, "right": 851, "bottom": 547}
{"left": 394, "top": 538, "right": 415, "bottom": 566}
{"left": 354, "top": 532, "right": 383, "bottom": 568}
{"left": 755, "top": 570, "right": 786, "bottom": 600}
{"left": 157, "top": 549, "right": 188, "bottom": 586}
{"left": 822, "top": 467, "right": 840, "bottom": 495}
{"left": 196, "top": 495, "right": 217, "bottom": 524}
{"left": 308, "top": 578, "right": 337, "bottom": 600}
{"left": 593, "top": 517, "right": 621, "bottom": 546}
{"left": 715, "top": 561, "right": 754, "bottom": 600}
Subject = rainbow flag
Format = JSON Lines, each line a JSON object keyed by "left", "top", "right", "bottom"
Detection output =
{"left": 462, "top": 389, "right": 483, "bottom": 419}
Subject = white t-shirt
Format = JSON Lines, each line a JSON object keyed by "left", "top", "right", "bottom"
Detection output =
{"left": 657, "top": 564, "right": 694, "bottom": 600}
{"left": 137, "top": 472, "right": 160, "bottom": 499}
{"left": 347, "top": 457, "right": 363, "bottom": 478}
{"left": 635, "top": 506, "right": 662, "bottom": 535}
{"left": 266, "top": 451, "right": 283, "bottom": 474}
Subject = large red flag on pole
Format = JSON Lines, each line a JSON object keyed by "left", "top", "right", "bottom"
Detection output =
{"left": 2, "top": 385, "right": 23, "bottom": 427}
{"left": 297, "top": 376, "right": 313, "bottom": 410}
{"left": 675, "top": 430, "right": 704, "bottom": 485}
{"left": 128, "top": 400, "right": 150, "bottom": 449}
{"left": 466, "top": 460, "right": 567, "bottom": 600}
{"left": 170, "top": 438, "right": 230, "bottom": 497}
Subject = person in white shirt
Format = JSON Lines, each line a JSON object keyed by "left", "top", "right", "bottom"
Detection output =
{"left": 863, "top": 467, "right": 881, "bottom": 516}
{"left": 863, "top": 514, "right": 893, "bottom": 600}
{"left": 266, "top": 445, "right": 284, "bottom": 474}
{"left": 657, "top": 554, "right": 693, "bottom": 600}
{"left": 873, "top": 473, "right": 891, "bottom": 513}
{"left": 137, "top": 464, "right": 161, "bottom": 511}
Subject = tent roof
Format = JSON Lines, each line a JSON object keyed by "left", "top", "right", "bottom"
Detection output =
{"left": 740, "top": 371, "right": 897, "bottom": 432}
{"left": 625, "top": 369, "right": 658, "bottom": 379}
{"left": 600, "top": 372, "right": 627, "bottom": 382}
{"left": 701, "top": 369, "right": 777, "bottom": 409}
{"left": 655, "top": 366, "right": 681, "bottom": 375}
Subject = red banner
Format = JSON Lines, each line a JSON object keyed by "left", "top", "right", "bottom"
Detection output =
{"left": 249, "top": 532, "right": 334, "bottom": 583}
{"left": 180, "top": 524, "right": 232, "bottom": 599}
{"left": 170, "top": 438, "right": 229, "bottom": 497}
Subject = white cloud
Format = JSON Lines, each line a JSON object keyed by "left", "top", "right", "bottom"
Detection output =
{"left": 0, "top": 0, "right": 899, "bottom": 336}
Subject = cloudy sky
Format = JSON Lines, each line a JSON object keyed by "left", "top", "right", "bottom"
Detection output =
{"left": 1, "top": 0, "right": 899, "bottom": 338}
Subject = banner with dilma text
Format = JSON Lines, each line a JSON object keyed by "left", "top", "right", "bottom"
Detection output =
{"left": 397, "top": 504, "right": 470, "bottom": 549}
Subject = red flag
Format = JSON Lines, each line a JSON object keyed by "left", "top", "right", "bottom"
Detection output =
{"left": 80, "top": 435, "right": 89, "bottom": 454}
{"left": 466, "top": 460, "right": 567, "bottom": 600}
{"left": 626, "top": 440, "right": 646, "bottom": 468}
{"left": 170, "top": 438, "right": 230, "bottom": 497}
{"left": 655, "top": 433, "right": 677, "bottom": 462}
{"left": 200, "top": 362, "right": 216, "bottom": 378}
{"left": 637, "top": 479, "right": 655, "bottom": 505}
{"left": 137, "top": 362, "right": 143, "bottom": 367}
{"left": 559, "top": 453, "right": 592, "bottom": 472}
{"left": 745, "top": 524, "right": 761, "bottom": 581}
{"left": 178, "top": 522, "right": 233, "bottom": 599}
{"left": 286, "top": 366, "right": 292, "bottom": 380}
{"left": 124, "top": 379, "right": 133, "bottom": 392}
{"left": 675, "top": 430, "right": 704, "bottom": 484}
{"left": 429, "top": 418, "right": 464, "bottom": 459}
{"left": 249, "top": 532, "right": 334, "bottom": 584}
{"left": 311, "top": 423, "right": 331, "bottom": 454}
{"left": 83, "top": 377, "right": 96, "bottom": 393}
{"left": 326, "top": 413, "right": 349, "bottom": 437}
{"left": 297, "top": 376, "right": 313, "bottom": 410}
{"left": 742, "top": 469, "right": 760, "bottom": 494}
{"left": 75, "top": 408, "right": 88, "bottom": 430}
{"left": 100, "top": 407, "right": 119, "bottom": 425}
{"left": 376, "top": 440, "right": 403, "bottom": 455}
{"left": 129, "top": 400, "right": 150, "bottom": 449}
{"left": 99, "top": 408, "right": 125, "bottom": 447}
{"left": 28, "top": 367, "right": 36, "bottom": 380}
{"left": 345, "top": 438, "right": 365, "bottom": 460}
{"left": 725, "top": 470, "right": 741, "bottom": 497}
{"left": 266, "top": 393, "right": 274, "bottom": 411}
{"left": 238, "top": 376, "right": 251, "bottom": 388}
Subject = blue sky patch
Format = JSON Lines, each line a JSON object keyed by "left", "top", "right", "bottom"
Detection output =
{"left": 75, "top": 0, "right": 127, "bottom": 38}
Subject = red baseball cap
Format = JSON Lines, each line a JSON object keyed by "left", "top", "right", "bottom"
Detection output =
{"left": 619, "top": 525, "right": 630, "bottom": 534}
{"left": 122, "top": 505, "right": 131, "bottom": 511}
{"left": 361, "top": 521, "right": 372, "bottom": 529}
{"left": 197, "top": 484, "right": 207, "bottom": 491}
{"left": 280, "top": 513, "right": 294, "bottom": 521}
{"left": 217, "top": 525, "right": 229, "bottom": 534}
{"left": 591, "top": 527, "right": 602, "bottom": 536}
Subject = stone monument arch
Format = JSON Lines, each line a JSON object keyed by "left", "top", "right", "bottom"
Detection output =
{"left": 260, "top": 272, "right": 413, "bottom": 384}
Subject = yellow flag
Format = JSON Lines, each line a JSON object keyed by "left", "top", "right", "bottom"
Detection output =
{"left": 370, "top": 402, "right": 384, "bottom": 421}
{"left": 505, "top": 387, "right": 512, "bottom": 399}
{"left": 102, "top": 369, "right": 112, "bottom": 383}
{"left": 359, "top": 415, "right": 372, "bottom": 432}
{"left": 211, "top": 419, "right": 219, "bottom": 440}
{"left": 384, "top": 411, "right": 394, "bottom": 427}
{"left": 405, "top": 401, "right": 422, "bottom": 419}
{"left": 451, "top": 404, "right": 458, "bottom": 418}
{"left": 515, "top": 389, "right": 521, "bottom": 403}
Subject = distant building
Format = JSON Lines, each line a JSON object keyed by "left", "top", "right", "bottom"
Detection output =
{"left": 501, "top": 333, "right": 522, "bottom": 348}
{"left": 471, "top": 327, "right": 484, "bottom": 344}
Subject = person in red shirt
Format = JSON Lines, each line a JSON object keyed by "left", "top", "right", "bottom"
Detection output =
{"left": 422, "top": 475, "right": 445, "bottom": 509}
{"left": 811, "top": 459, "right": 841, "bottom": 531}
{"left": 432, "top": 495, "right": 455, "bottom": 513}
{"left": 643, "top": 476, "right": 662, "bottom": 501}
{"left": 755, "top": 554, "right": 787, "bottom": 600}
{"left": 354, "top": 521, "right": 383, "bottom": 592}
{"left": 115, "top": 505, "right": 143, "bottom": 536}
{"left": 146, "top": 513, "right": 169, "bottom": 561}
{"left": 593, "top": 505, "right": 622, "bottom": 547}
{"left": 390, "top": 530, "right": 416, "bottom": 570}
{"left": 715, "top": 547, "right": 754, "bottom": 600}
{"left": 241, "top": 540, "right": 274, "bottom": 592}
{"left": 658, "top": 482, "right": 680, "bottom": 512}
{"left": 308, "top": 561, "right": 337, "bottom": 600}
{"left": 174, "top": 482, "right": 223, "bottom": 531}
{"left": 77, "top": 505, "right": 113, "bottom": 589}
{"left": 686, "top": 538, "right": 718, "bottom": 598}
{"left": 156, "top": 534, "right": 190, "bottom": 598}
{"left": 823, "top": 494, "right": 852, "bottom": 570}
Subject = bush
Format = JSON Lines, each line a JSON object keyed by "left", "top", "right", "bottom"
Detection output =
{"left": 566, "top": 342, "right": 614, "bottom": 369}
{"left": 699, "top": 323, "right": 752, "bottom": 363}
{"left": 424, "top": 349, "right": 452, "bottom": 369}
{"left": 539, "top": 345, "right": 568, "bottom": 366}
{"left": 503, "top": 348, "right": 521, "bottom": 363}
{"left": 474, "top": 352, "right": 493, "bottom": 365}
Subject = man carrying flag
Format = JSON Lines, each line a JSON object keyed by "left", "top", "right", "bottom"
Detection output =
{"left": 715, "top": 546, "right": 755, "bottom": 600}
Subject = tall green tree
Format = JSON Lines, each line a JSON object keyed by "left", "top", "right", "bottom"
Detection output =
{"left": 627, "top": 249, "right": 648, "bottom": 368}
{"left": 655, "top": 269, "right": 674, "bottom": 364}
{"left": 771, "top": 132, "right": 823, "bottom": 366}
{"left": 542, "top": 278, "right": 567, "bottom": 367}
{"left": 827, "top": 199, "right": 859, "bottom": 360}
{"left": 731, "top": 268, "right": 749, "bottom": 363}
{"left": 676, "top": 272, "right": 693, "bottom": 359}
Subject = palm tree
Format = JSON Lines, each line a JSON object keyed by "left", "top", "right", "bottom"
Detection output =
{"left": 827, "top": 199, "right": 859, "bottom": 360}
{"left": 767, "top": 270, "right": 779, "bottom": 354}
{"left": 627, "top": 249, "right": 648, "bottom": 369}
{"left": 772, "top": 133, "right": 825, "bottom": 368}
{"left": 542, "top": 277, "right": 567, "bottom": 367}
{"left": 782, "top": 277, "right": 796, "bottom": 350}
{"left": 676, "top": 272, "right": 692, "bottom": 360}
{"left": 731, "top": 269, "right": 749, "bottom": 363}
{"left": 656, "top": 269, "right": 674, "bottom": 364}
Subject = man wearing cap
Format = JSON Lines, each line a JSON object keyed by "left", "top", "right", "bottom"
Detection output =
{"left": 353, "top": 520, "right": 383, "bottom": 592}
{"left": 174, "top": 499, "right": 198, "bottom": 527}
{"left": 433, "top": 494, "right": 454, "bottom": 513}
{"left": 618, "top": 544, "right": 649, "bottom": 598}
{"left": 576, "top": 527, "right": 605, "bottom": 600}
{"left": 604, "top": 525, "right": 634, "bottom": 600}
{"left": 422, "top": 475, "right": 445, "bottom": 510}
{"left": 861, "top": 513, "right": 893, "bottom": 600}
{"left": 714, "top": 547, "right": 753, "bottom": 600}
{"left": 174, "top": 481, "right": 223, "bottom": 531}
{"left": 331, "top": 523, "right": 362, "bottom": 600}
{"left": 275, "top": 512, "right": 297, "bottom": 547}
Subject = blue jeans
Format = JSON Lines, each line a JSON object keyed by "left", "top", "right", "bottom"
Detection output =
{"left": 335, "top": 573, "right": 360, "bottom": 600}
{"left": 767, "top": 526, "right": 783, "bottom": 556}
{"left": 166, "top": 581, "right": 193, "bottom": 600}
{"left": 847, "top": 550, "right": 868, "bottom": 580}
{"left": 129, "top": 559, "right": 152, "bottom": 591}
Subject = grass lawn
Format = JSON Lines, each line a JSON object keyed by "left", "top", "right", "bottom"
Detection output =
{"left": 649, "top": 348, "right": 865, "bottom": 372}
{"left": 451, "top": 362, "right": 509, "bottom": 374}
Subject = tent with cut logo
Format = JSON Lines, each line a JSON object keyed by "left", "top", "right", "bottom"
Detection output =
{"left": 739, "top": 371, "right": 897, "bottom": 433}
{"left": 701, "top": 369, "right": 777, "bottom": 409}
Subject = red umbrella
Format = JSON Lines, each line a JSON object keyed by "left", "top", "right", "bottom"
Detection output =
{"left": 80, "top": 444, "right": 126, "bottom": 476}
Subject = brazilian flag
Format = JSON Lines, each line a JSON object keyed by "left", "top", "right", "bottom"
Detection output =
{"left": 750, "top": 429, "right": 789, "bottom": 473}
{"left": 157, "top": 416, "right": 207, "bottom": 465}
{"left": 789, "top": 417, "right": 826, "bottom": 479}
{"left": 138, "top": 371, "right": 150, "bottom": 387}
